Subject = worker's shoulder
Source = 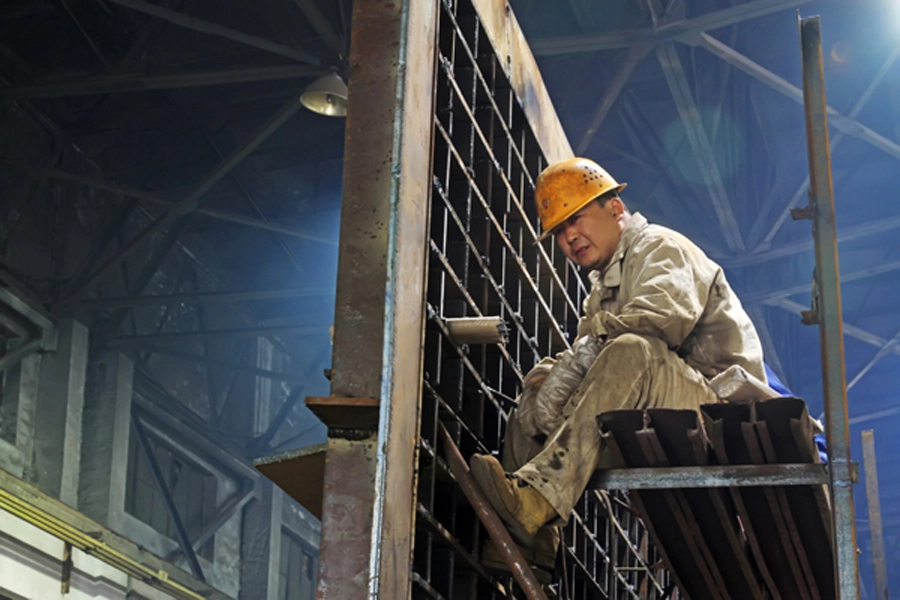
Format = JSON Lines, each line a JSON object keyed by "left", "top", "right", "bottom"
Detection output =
{"left": 635, "top": 223, "right": 695, "bottom": 250}
{"left": 634, "top": 223, "right": 716, "bottom": 264}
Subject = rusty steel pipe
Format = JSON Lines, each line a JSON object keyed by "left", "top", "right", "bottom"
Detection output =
{"left": 798, "top": 15, "right": 859, "bottom": 599}
{"left": 437, "top": 422, "right": 550, "bottom": 600}
{"left": 444, "top": 316, "right": 509, "bottom": 345}
{"left": 862, "top": 430, "right": 889, "bottom": 600}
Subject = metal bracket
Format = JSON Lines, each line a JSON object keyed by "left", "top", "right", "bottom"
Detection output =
{"left": 306, "top": 396, "right": 379, "bottom": 430}
{"left": 800, "top": 309, "right": 819, "bottom": 326}
{"left": 800, "top": 273, "right": 820, "bottom": 326}
{"left": 791, "top": 203, "right": 815, "bottom": 221}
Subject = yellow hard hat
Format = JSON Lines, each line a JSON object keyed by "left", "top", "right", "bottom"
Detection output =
{"left": 534, "top": 157, "right": 626, "bottom": 241}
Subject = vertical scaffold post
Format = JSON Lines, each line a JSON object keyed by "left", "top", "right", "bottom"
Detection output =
{"left": 798, "top": 15, "right": 860, "bottom": 599}
{"left": 314, "top": 1, "right": 438, "bottom": 598}
{"left": 861, "top": 430, "right": 889, "bottom": 600}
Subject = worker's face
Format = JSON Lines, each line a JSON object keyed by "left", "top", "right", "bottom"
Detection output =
{"left": 553, "top": 198, "right": 626, "bottom": 271}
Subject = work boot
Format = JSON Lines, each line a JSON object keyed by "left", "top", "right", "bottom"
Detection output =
{"left": 469, "top": 454, "right": 557, "bottom": 547}
{"left": 480, "top": 525, "right": 559, "bottom": 584}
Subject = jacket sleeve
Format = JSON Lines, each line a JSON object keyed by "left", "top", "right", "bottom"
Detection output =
{"left": 592, "top": 236, "right": 710, "bottom": 349}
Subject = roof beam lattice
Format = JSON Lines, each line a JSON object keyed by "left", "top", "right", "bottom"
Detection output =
{"left": 656, "top": 42, "right": 745, "bottom": 251}
{"left": 767, "top": 297, "right": 900, "bottom": 383}
{"left": 530, "top": 0, "right": 814, "bottom": 56}
{"left": 105, "top": 0, "right": 321, "bottom": 65}
{"left": 61, "top": 96, "right": 305, "bottom": 302}
{"left": 747, "top": 44, "right": 900, "bottom": 251}
{"left": 577, "top": 45, "right": 648, "bottom": 155}
{"left": 294, "top": 0, "right": 343, "bottom": 53}
{"left": 695, "top": 33, "right": 900, "bottom": 162}
{"left": 847, "top": 327, "right": 900, "bottom": 391}
{"left": 0, "top": 66, "right": 323, "bottom": 98}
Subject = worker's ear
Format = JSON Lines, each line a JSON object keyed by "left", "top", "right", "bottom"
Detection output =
{"left": 607, "top": 196, "right": 625, "bottom": 218}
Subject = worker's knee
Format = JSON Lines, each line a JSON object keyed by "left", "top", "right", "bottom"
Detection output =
{"left": 601, "top": 334, "right": 665, "bottom": 371}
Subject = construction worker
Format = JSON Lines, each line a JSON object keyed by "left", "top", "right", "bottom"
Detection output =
{"left": 470, "top": 157, "right": 766, "bottom": 560}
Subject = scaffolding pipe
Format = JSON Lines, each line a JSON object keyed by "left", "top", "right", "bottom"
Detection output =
{"left": 798, "top": 15, "right": 859, "bottom": 599}
{"left": 861, "top": 430, "right": 889, "bottom": 599}
{"left": 437, "top": 422, "right": 549, "bottom": 600}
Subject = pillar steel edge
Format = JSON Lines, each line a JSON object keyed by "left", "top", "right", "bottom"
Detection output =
{"left": 798, "top": 15, "right": 860, "bottom": 599}
{"left": 315, "top": 0, "right": 438, "bottom": 599}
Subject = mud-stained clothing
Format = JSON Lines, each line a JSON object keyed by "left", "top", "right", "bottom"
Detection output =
{"left": 505, "top": 213, "right": 764, "bottom": 521}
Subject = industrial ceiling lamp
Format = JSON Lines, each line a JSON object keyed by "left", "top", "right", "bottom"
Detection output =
{"left": 300, "top": 72, "right": 348, "bottom": 117}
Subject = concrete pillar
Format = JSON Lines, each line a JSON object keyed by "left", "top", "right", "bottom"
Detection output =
{"left": 79, "top": 352, "right": 133, "bottom": 533}
{"left": 0, "top": 352, "right": 40, "bottom": 480}
{"left": 239, "top": 479, "right": 283, "bottom": 600}
{"left": 33, "top": 318, "right": 88, "bottom": 506}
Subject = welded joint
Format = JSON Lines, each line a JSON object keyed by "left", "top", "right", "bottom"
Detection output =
{"left": 828, "top": 460, "right": 859, "bottom": 486}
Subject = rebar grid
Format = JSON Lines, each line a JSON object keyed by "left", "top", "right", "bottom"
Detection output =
{"left": 413, "top": 1, "right": 676, "bottom": 597}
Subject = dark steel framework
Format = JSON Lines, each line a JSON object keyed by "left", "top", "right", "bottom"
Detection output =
{"left": 319, "top": 2, "right": 866, "bottom": 598}
{"left": 414, "top": 0, "right": 674, "bottom": 597}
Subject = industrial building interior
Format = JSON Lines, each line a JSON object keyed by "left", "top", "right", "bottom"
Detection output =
{"left": 0, "top": 0, "right": 897, "bottom": 598}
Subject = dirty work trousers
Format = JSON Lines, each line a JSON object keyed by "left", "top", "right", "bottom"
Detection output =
{"left": 504, "top": 333, "right": 719, "bottom": 522}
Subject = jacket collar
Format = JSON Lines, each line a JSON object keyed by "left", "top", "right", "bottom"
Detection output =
{"left": 588, "top": 212, "right": 648, "bottom": 289}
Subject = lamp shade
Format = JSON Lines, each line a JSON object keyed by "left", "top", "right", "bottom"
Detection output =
{"left": 300, "top": 73, "right": 348, "bottom": 117}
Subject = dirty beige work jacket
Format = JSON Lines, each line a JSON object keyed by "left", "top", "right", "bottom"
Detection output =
{"left": 578, "top": 213, "right": 765, "bottom": 383}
